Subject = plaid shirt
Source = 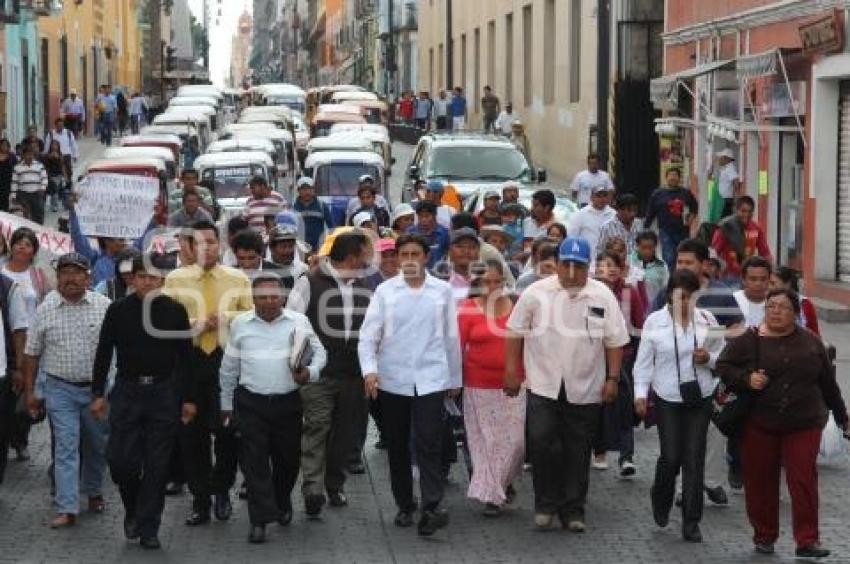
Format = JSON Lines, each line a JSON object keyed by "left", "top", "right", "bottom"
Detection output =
{"left": 597, "top": 216, "right": 643, "bottom": 259}
{"left": 25, "top": 290, "right": 111, "bottom": 383}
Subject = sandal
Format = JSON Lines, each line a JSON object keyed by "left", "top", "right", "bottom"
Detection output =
{"left": 50, "top": 513, "right": 76, "bottom": 528}
{"left": 88, "top": 495, "right": 106, "bottom": 513}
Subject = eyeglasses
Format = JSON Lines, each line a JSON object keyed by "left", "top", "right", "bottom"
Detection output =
{"left": 765, "top": 302, "right": 794, "bottom": 312}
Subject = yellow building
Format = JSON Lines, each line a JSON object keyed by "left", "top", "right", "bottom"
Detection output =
{"left": 39, "top": 0, "right": 143, "bottom": 133}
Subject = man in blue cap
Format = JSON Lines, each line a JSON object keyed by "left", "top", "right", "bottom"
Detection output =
{"left": 504, "top": 237, "right": 629, "bottom": 533}
{"left": 422, "top": 180, "right": 454, "bottom": 229}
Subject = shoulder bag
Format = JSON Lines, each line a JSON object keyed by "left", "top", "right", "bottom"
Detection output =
{"left": 712, "top": 327, "right": 758, "bottom": 437}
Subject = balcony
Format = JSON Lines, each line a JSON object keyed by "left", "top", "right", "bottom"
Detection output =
{"left": 24, "top": 0, "right": 62, "bottom": 16}
{"left": 0, "top": 0, "right": 20, "bottom": 23}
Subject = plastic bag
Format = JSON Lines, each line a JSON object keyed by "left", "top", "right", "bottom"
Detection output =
{"left": 818, "top": 414, "right": 848, "bottom": 466}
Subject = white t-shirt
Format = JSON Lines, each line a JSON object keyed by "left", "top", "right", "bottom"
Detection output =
{"left": 570, "top": 169, "right": 615, "bottom": 206}
{"left": 522, "top": 215, "right": 554, "bottom": 240}
{"left": 718, "top": 162, "right": 739, "bottom": 199}
{"left": 2, "top": 266, "right": 38, "bottom": 323}
{"left": 733, "top": 290, "right": 765, "bottom": 328}
{"left": 568, "top": 205, "right": 617, "bottom": 258}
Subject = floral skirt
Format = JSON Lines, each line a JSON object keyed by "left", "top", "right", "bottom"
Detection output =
{"left": 463, "top": 386, "right": 526, "bottom": 505}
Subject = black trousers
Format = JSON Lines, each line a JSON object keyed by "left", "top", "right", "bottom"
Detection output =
{"left": 107, "top": 378, "right": 180, "bottom": 538}
{"left": 353, "top": 396, "right": 383, "bottom": 462}
{"left": 180, "top": 348, "right": 238, "bottom": 512}
{"left": 0, "top": 377, "right": 14, "bottom": 484}
{"left": 652, "top": 397, "right": 713, "bottom": 530}
{"left": 527, "top": 389, "right": 600, "bottom": 518}
{"left": 236, "top": 387, "right": 302, "bottom": 525}
{"left": 380, "top": 389, "right": 445, "bottom": 512}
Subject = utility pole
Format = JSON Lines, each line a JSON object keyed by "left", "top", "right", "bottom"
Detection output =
{"left": 387, "top": 0, "right": 394, "bottom": 100}
{"left": 202, "top": 0, "right": 210, "bottom": 71}
{"left": 446, "top": 0, "right": 453, "bottom": 89}
{"left": 160, "top": 40, "right": 166, "bottom": 107}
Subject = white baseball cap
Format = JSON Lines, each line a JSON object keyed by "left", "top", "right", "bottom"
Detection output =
{"left": 352, "top": 211, "right": 374, "bottom": 227}
{"left": 716, "top": 148, "right": 736, "bottom": 160}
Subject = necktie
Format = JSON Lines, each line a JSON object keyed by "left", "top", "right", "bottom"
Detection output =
{"left": 199, "top": 270, "right": 219, "bottom": 354}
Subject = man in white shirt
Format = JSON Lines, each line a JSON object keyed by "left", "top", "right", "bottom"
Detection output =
{"left": 568, "top": 185, "right": 617, "bottom": 260}
{"left": 60, "top": 90, "right": 86, "bottom": 137}
{"left": 434, "top": 90, "right": 450, "bottom": 130}
{"left": 414, "top": 180, "right": 454, "bottom": 229}
{"left": 220, "top": 274, "right": 327, "bottom": 544}
{"left": 716, "top": 148, "right": 742, "bottom": 218}
{"left": 505, "top": 236, "right": 629, "bottom": 532}
{"left": 733, "top": 256, "right": 771, "bottom": 327}
{"left": 495, "top": 103, "right": 518, "bottom": 136}
{"left": 45, "top": 117, "right": 80, "bottom": 162}
{"left": 359, "top": 233, "right": 462, "bottom": 537}
{"left": 570, "top": 153, "right": 615, "bottom": 207}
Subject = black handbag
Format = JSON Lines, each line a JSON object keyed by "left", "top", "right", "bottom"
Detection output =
{"left": 672, "top": 312, "right": 704, "bottom": 407}
{"left": 711, "top": 328, "right": 758, "bottom": 437}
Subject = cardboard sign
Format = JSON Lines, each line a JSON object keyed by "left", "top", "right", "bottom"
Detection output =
{"left": 0, "top": 212, "right": 74, "bottom": 258}
{"left": 75, "top": 173, "right": 159, "bottom": 238}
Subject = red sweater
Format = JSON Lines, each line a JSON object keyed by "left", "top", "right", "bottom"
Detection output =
{"left": 458, "top": 298, "right": 524, "bottom": 389}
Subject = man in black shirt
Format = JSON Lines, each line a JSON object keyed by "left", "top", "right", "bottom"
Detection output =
{"left": 90, "top": 254, "right": 197, "bottom": 550}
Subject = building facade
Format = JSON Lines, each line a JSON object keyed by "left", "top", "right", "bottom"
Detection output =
{"left": 1, "top": 2, "right": 47, "bottom": 143}
{"left": 417, "top": 0, "right": 598, "bottom": 183}
{"left": 654, "top": 0, "right": 850, "bottom": 304}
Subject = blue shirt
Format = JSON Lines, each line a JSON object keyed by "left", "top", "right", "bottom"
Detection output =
{"left": 97, "top": 94, "right": 117, "bottom": 115}
{"left": 450, "top": 95, "right": 467, "bottom": 118}
{"left": 219, "top": 309, "right": 327, "bottom": 409}
{"left": 407, "top": 224, "right": 450, "bottom": 270}
{"left": 69, "top": 211, "right": 154, "bottom": 287}
{"left": 293, "top": 197, "right": 335, "bottom": 250}
{"left": 358, "top": 274, "right": 462, "bottom": 396}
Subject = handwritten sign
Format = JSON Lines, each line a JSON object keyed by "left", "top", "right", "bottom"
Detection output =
{"left": 0, "top": 212, "right": 74, "bottom": 258}
{"left": 76, "top": 173, "right": 159, "bottom": 238}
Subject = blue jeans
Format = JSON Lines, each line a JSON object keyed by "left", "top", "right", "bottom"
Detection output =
{"left": 44, "top": 376, "right": 108, "bottom": 514}
{"left": 659, "top": 230, "right": 686, "bottom": 273}
{"left": 99, "top": 113, "right": 114, "bottom": 146}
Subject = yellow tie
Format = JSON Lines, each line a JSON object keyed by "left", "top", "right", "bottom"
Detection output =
{"left": 199, "top": 271, "right": 219, "bottom": 354}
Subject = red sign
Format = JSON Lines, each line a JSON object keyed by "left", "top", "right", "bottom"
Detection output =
{"left": 799, "top": 10, "right": 844, "bottom": 56}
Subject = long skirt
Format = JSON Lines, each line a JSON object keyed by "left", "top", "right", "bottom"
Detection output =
{"left": 464, "top": 386, "right": 526, "bottom": 505}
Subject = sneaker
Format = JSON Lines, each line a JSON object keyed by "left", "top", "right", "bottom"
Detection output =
{"left": 394, "top": 510, "right": 414, "bottom": 527}
{"left": 619, "top": 460, "right": 636, "bottom": 478}
{"left": 592, "top": 454, "right": 608, "bottom": 471}
{"left": 704, "top": 485, "right": 729, "bottom": 506}
{"left": 566, "top": 519, "right": 586, "bottom": 533}
{"left": 795, "top": 545, "right": 830, "bottom": 559}
{"left": 534, "top": 513, "right": 554, "bottom": 530}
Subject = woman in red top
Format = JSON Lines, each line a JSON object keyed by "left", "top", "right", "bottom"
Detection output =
{"left": 769, "top": 266, "right": 820, "bottom": 335}
{"left": 458, "top": 260, "right": 524, "bottom": 516}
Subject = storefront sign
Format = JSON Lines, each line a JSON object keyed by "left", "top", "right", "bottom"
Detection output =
{"left": 799, "top": 11, "right": 844, "bottom": 56}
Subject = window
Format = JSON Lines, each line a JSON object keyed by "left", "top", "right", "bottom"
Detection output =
{"left": 487, "top": 21, "right": 495, "bottom": 91}
{"left": 523, "top": 4, "right": 533, "bottom": 107}
{"left": 474, "top": 28, "right": 480, "bottom": 112}
{"left": 544, "top": 0, "right": 555, "bottom": 104}
{"left": 505, "top": 13, "right": 513, "bottom": 103}
{"left": 569, "top": 0, "right": 582, "bottom": 103}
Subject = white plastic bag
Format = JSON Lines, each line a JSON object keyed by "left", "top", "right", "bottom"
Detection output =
{"left": 818, "top": 414, "right": 849, "bottom": 466}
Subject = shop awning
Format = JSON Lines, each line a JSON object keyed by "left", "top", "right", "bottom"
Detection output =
{"left": 735, "top": 48, "right": 800, "bottom": 80}
{"left": 650, "top": 59, "right": 734, "bottom": 106}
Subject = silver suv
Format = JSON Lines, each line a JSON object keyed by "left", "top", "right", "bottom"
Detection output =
{"left": 402, "top": 132, "right": 547, "bottom": 202}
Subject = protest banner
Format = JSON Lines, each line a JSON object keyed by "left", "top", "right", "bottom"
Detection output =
{"left": 0, "top": 212, "right": 74, "bottom": 258}
{"left": 75, "top": 173, "right": 159, "bottom": 238}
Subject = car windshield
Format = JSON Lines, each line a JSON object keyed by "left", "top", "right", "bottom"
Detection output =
{"left": 202, "top": 164, "right": 265, "bottom": 199}
{"left": 427, "top": 146, "right": 531, "bottom": 181}
{"left": 315, "top": 163, "right": 381, "bottom": 197}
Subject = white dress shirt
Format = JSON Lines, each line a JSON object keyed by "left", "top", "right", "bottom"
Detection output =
{"left": 633, "top": 307, "right": 725, "bottom": 402}
{"left": 219, "top": 309, "right": 327, "bottom": 410}
{"left": 568, "top": 205, "right": 617, "bottom": 259}
{"left": 358, "top": 274, "right": 462, "bottom": 396}
{"left": 506, "top": 276, "right": 630, "bottom": 403}
{"left": 570, "top": 169, "right": 614, "bottom": 206}
{"left": 45, "top": 128, "right": 79, "bottom": 159}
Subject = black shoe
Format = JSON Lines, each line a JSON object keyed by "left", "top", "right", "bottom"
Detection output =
{"left": 728, "top": 465, "right": 743, "bottom": 490}
{"left": 304, "top": 493, "right": 326, "bottom": 517}
{"left": 795, "top": 545, "right": 830, "bottom": 559}
{"left": 417, "top": 509, "right": 449, "bottom": 536}
{"left": 140, "top": 536, "right": 161, "bottom": 550}
{"left": 394, "top": 510, "right": 414, "bottom": 527}
{"left": 277, "top": 508, "right": 293, "bottom": 526}
{"left": 185, "top": 511, "right": 211, "bottom": 526}
{"left": 164, "top": 481, "right": 183, "bottom": 496}
{"left": 238, "top": 482, "right": 248, "bottom": 500}
{"left": 651, "top": 489, "right": 670, "bottom": 528}
{"left": 754, "top": 543, "right": 775, "bottom": 555}
{"left": 249, "top": 524, "right": 266, "bottom": 544}
{"left": 682, "top": 524, "right": 703, "bottom": 543}
{"left": 327, "top": 490, "right": 348, "bottom": 507}
{"left": 214, "top": 493, "right": 232, "bottom": 521}
{"left": 347, "top": 461, "right": 366, "bottom": 475}
{"left": 374, "top": 438, "right": 387, "bottom": 450}
{"left": 705, "top": 485, "right": 729, "bottom": 506}
{"left": 123, "top": 516, "right": 139, "bottom": 540}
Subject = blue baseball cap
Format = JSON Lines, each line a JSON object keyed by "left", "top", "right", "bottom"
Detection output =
{"left": 426, "top": 180, "right": 445, "bottom": 193}
{"left": 558, "top": 237, "right": 591, "bottom": 265}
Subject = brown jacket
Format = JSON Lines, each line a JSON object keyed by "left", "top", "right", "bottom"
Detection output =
{"left": 716, "top": 327, "right": 848, "bottom": 431}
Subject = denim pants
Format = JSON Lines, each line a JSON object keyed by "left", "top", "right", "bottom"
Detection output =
{"left": 44, "top": 376, "right": 109, "bottom": 514}
{"left": 659, "top": 230, "right": 685, "bottom": 273}
{"left": 99, "top": 114, "right": 114, "bottom": 146}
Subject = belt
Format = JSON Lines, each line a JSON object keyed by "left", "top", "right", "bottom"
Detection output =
{"left": 123, "top": 374, "right": 171, "bottom": 386}
{"left": 48, "top": 374, "right": 91, "bottom": 388}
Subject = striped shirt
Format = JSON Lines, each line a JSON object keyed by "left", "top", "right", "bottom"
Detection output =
{"left": 245, "top": 191, "right": 288, "bottom": 232}
{"left": 11, "top": 160, "right": 48, "bottom": 194}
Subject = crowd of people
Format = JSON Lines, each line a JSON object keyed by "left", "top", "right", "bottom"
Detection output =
{"left": 0, "top": 131, "right": 846, "bottom": 561}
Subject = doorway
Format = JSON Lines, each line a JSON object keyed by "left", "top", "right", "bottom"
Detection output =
{"left": 776, "top": 132, "right": 805, "bottom": 269}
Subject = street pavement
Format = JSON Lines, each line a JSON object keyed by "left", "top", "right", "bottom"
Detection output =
{"left": 1, "top": 139, "right": 849, "bottom": 563}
